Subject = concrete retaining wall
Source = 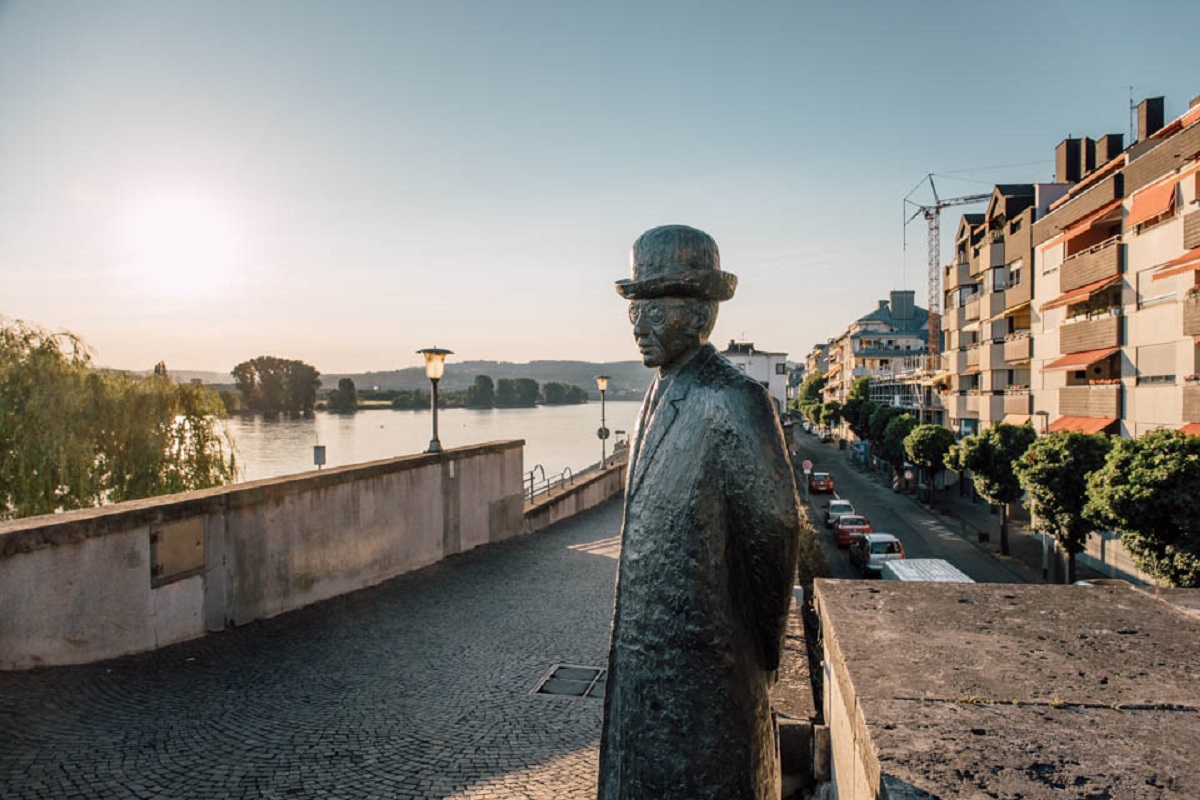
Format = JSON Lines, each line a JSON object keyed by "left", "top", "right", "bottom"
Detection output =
{"left": 524, "top": 458, "right": 627, "bottom": 533}
{"left": 0, "top": 441, "right": 524, "bottom": 670}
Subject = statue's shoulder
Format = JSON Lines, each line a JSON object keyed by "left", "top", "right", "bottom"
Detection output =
{"left": 693, "top": 350, "right": 775, "bottom": 410}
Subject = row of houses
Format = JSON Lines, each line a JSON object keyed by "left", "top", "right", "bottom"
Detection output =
{"left": 809, "top": 90, "right": 1200, "bottom": 442}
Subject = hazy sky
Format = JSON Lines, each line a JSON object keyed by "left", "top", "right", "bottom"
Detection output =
{"left": 2, "top": 1, "right": 1197, "bottom": 373}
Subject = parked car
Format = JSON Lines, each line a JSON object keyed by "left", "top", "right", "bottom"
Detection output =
{"left": 832, "top": 515, "right": 872, "bottom": 547}
{"left": 823, "top": 499, "right": 855, "bottom": 528}
{"left": 818, "top": 430, "right": 833, "bottom": 443}
{"left": 809, "top": 472, "right": 835, "bottom": 493}
{"left": 848, "top": 533, "right": 906, "bottom": 576}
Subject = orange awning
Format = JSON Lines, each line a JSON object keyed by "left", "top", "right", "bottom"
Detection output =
{"left": 1040, "top": 274, "right": 1121, "bottom": 311}
{"left": 1180, "top": 423, "right": 1200, "bottom": 436}
{"left": 1063, "top": 198, "right": 1123, "bottom": 239}
{"left": 963, "top": 365, "right": 981, "bottom": 375}
{"left": 1152, "top": 247, "right": 1200, "bottom": 281}
{"left": 1049, "top": 416, "right": 1117, "bottom": 434}
{"left": 826, "top": 364, "right": 842, "bottom": 377}
{"left": 1041, "top": 347, "right": 1119, "bottom": 371}
{"left": 1127, "top": 177, "right": 1179, "bottom": 228}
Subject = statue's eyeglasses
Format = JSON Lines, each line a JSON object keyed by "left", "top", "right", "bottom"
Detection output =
{"left": 628, "top": 299, "right": 687, "bottom": 325}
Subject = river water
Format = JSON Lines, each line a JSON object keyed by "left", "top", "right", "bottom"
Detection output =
{"left": 224, "top": 400, "right": 643, "bottom": 483}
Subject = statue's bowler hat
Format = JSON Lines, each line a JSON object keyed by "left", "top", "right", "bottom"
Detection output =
{"left": 615, "top": 224, "right": 737, "bottom": 302}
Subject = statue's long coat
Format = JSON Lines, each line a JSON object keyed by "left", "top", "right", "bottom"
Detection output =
{"left": 597, "top": 344, "right": 802, "bottom": 800}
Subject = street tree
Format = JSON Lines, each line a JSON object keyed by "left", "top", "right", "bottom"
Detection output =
{"left": 904, "top": 424, "right": 957, "bottom": 508}
{"left": 1014, "top": 432, "right": 1112, "bottom": 584}
{"left": 945, "top": 422, "right": 1036, "bottom": 556}
{"left": 796, "top": 372, "right": 827, "bottom": 406}
{"left": 881, "top": 413, "right": 917, "bottom": 468}
{"left": 0, "top": 319, "right": 237, "bottom": 519}
{"left": 842, "top": 397, "right": 878, "bottom": 441}
{"left": 820, "top": 401, "right": 842, "bottom": 431}
{"left": 847, "top": 376, "right": 870, "bottom": 400}
{"left": 867, "top": 405, "right": 904, "bottom": 447}
{"left": 1084, "top": 429, "right": 1200, "bottom": 587}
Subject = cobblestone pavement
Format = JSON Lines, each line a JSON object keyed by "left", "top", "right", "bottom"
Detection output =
{"left": 0, "top": 500, "right": 625, "bottom": 800}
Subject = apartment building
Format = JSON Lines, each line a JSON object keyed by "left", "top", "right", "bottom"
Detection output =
{"left": 721, "top": 340, "right": 789, "bottom": 411}
{"left": 821, "top": 290, "right": 929, "bottom": 410}
{"left": 942, "top": 184, "right": 1070, "bottom": 436}
{"left": 1031, "top": 95, "right": 1200, "bottom": 437}
{"left": 805, "top": 340, "right": 831, "bottom": 380}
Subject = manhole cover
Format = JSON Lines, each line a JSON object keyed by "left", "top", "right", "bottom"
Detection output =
{"left": 532, "top": 664, "right": 607, "bottom": 699}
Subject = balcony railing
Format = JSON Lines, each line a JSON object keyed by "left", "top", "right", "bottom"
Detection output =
{"left": 1003, "top": 332, "right": 1032, "bottom": 363}
{"left": 1185, "top": 384, "right": 1200, "bottom": 423}
{"left": 1184, "top": 295, "right": 1200, "bottom": 337}
{"left": 965, "top": 297, "right": 981, "bottom": 321}
{"left": 1059, "top": 385, "right": 1120, "bottom": 418}
{"left": 1061, "top": 236, "right": 1121, "bottom": 294}
{"left": 966, "top": 345, "right": 980, "bottom": 369}
{"left": 1004, "top": 279, "right": 1032, "bottom": 309}
{"left": 1003, "top": 389, "right": 1032, "bottom": 416}
{"left": 1060, "top": 314, "right": 1120, "bottom": 354}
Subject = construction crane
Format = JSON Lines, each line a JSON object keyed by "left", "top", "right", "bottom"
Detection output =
{"left": 904, "top": 175, "right": 991, "bottom": 371}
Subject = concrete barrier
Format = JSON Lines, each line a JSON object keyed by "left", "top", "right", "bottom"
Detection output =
{"left": 524, "top": 457, "right": 627, "bottom": 533}
{"left": 0, "top": 440, "right": 524, "bottom": 670}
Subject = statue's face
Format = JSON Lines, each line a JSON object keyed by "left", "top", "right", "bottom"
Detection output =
{"left": 628, "top": 298, "right": 707, "bottom": 370}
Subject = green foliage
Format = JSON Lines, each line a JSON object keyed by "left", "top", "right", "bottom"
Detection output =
{"left": 1084, "top": 429, "right": 1200, "bottom": 587}
{"left": 800, "top": 402, "right": 822, "bottom": 425}
{"left": 945, "top": 423, "right": 1036, "bottom": 507}
{"left": 326, "top": 378, "right": 358, "bottom": 412}
{"left": 904, "top": 424, "right": 956, "bottom": 478}
{"left": 0, "top": 320, "right": 236, "bottom": 519}
{"left": 389, "top": 389, "right": 430, "bottom": 410}
{"left": 465, "top": 375, "right": 495, "bottom": 408}
{"left": 820, "top": 401, "right": 842, "bottom": 428}
{"left": 540, "top": 382, "right": 588, "bottom": 405}
{"left": 1015, "top": 432, "right": 1112, "bottom": 581}
{"left": 495, "top": 377, "right": 539, "bottom": 408}
{"left": 232, "top": 356, "right": 320, "bottom": 416}
{"left": 797, "top": 372, "right": 827, "bottom": 404}
{"left": 848, "top": 376, "right": 871, "bottom": 400}
{"left": 842, "top": 397, "right": 877, "bottom": 441}
{"left": 881, "top": 414, "right": 917, "bottom": 465}
{"left": 867, "top": 405, "right": 904, "bottom": 445}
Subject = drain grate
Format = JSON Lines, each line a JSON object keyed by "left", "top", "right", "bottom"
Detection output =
{"left": 532, "top": 664, "right": 606, "bottom": 699}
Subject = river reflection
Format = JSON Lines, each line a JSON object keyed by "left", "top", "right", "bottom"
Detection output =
{"left": 224, "top": 401, "right": 642, "bottom": 483}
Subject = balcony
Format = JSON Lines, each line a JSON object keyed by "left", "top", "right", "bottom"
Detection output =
{"left": 965, "top": 392, "right": 980, "bottom": 413}
{"left": 1184, "top": 295, "right": 1200, "bottom": 337}
{"left": 945, "top": 260, "right": 971, "bottom": 290}
{"left": 945, "top": 393, "right": 977, "bottom": 419}
{"left": 966, "top": 344, "right": 980, "bottom": 369}
{"left": 1185, "top": 210, "right": 1200, "bottom": 251}
{"left": 1060, "top": 314, "right": 1120, "bottom": 354}
{"left": 1004, "top": 279, "right": 1032, "bottom": 309}
{"left": 1185, "top": 384, "right": 1200, "bottom": 423}
{"left": 1061, "top": 237, "right": 1122, "bottom": 294}
{"left": 1003, "top": 332, "right": 1032, "bottom": 363}
{"left": 980, "top": 340, "right": 1006, "bottom": 371}
{"left": 981, "top": 291, "right": 1006, "bottom": 321}
{"left": 1059, "top": 384, "right": 1121, "bottom": 418}
{"left": 1003, "top": 388, "right": 1032, "bottom": 416}
{"left": 965, "top": 297, "right": 981, "bottom": 322}
{"left": 943, "top": 348, "right": 968, "bottom": 374}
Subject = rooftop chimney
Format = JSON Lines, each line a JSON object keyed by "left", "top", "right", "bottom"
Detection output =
{"left": 1095, "top": 133, "right": 1124, "bottom": 164}
{"left": 1137, "top": 97, "right": 1165, "bottom": 142}
{"left": 878, "top": 300, "right": 889, "bottom": 311}
{"left": 1079, "top": 137, "right": 1096, "bottom": 177}
{"left": 1055, "top": 137, "right": 1082, "bottom": 183}
{"left": 890, "top": 290, "right": 915, "bottom": 321}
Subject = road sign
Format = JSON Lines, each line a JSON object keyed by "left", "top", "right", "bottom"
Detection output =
{"left": 904, "top": 469, "right": 914, "bottom": 481}
{"left": 597, "top": 426, "right": 610, "bottom": 440}
{"left": 801, "top": 459, "right": 813, "bottom": 472}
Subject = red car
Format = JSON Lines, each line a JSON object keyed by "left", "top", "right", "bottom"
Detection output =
{"left": 832, "top": 515, "right": 872, "bottom": 548}
{"left": 808, "top": 472, "right": 835, "bottom": 494}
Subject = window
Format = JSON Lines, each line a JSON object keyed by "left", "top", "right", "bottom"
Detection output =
{"left": 1137, "top": 270, "right": 1176, "bottom": 309}
{"left": 775, "top": 363, "right": 787, "bottom": 375}
{"left": 1009, "top": 258, "right": 1024, "bottom": 287}
{"left": 1136, "top": 343, "right": 1176, "bottom": 384}
{"left": 1009, "top": 218, "right": 1023, "bottom": 235}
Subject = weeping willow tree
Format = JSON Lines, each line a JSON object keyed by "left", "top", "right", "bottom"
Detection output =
{"left": 0, "top": 319, "right": 237, "bottom": 520}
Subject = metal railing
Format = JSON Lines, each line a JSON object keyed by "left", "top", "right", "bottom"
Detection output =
{"left": 525, "top": 464, "right": 574, "bottom": 502}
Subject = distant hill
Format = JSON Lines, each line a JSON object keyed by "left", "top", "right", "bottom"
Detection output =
{"left": 128, "top": 361, "right": 656, "bottom": 401}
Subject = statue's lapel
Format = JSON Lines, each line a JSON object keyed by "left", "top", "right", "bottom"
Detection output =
{"left": 628, "top": 347, "right": 711, "bottom": 499}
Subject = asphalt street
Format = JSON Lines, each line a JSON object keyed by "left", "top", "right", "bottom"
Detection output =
{"left": 790, "top": 430, "right": 1029, "bottom": 585}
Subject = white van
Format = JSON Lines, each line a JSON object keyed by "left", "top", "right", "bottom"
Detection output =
{"left": 881, "top": 559, "right": 974, "bottom": 583}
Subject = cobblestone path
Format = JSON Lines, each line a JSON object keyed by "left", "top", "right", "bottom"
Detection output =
{"left": 0, "top": 500, "right": 624, "bottom": 800}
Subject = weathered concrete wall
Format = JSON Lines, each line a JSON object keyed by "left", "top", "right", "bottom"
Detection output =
{"left": 0, "top": 441, "right": 524, "bottom": 670}
{"left": 523, "top": 458, "right": 627, "bottom": 533}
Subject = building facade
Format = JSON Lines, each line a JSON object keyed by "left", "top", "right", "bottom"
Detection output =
{"left": 721, "top": 340, "right": 790, "bottom": 412}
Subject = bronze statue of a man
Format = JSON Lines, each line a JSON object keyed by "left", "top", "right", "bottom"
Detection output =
{"left": 597, "top": 225, "right": 802, "bottom": 800}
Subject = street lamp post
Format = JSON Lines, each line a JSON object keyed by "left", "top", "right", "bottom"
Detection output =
{"left": 418, "top": 347, "right": 453, "bottom": 454}
{"left": 595, "top": 375, "right": 610, "bottom": 465}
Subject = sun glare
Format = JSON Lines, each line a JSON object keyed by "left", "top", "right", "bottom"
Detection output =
{"left": 123, "top": 193, "right": 239, "bottom": 297}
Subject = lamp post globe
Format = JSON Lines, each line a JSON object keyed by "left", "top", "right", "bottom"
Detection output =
{"left": 595, "top": 375, "right": 610, "bottom": 464}
{"left": 418, "top": 347, "right": 453, "bottom": 454}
